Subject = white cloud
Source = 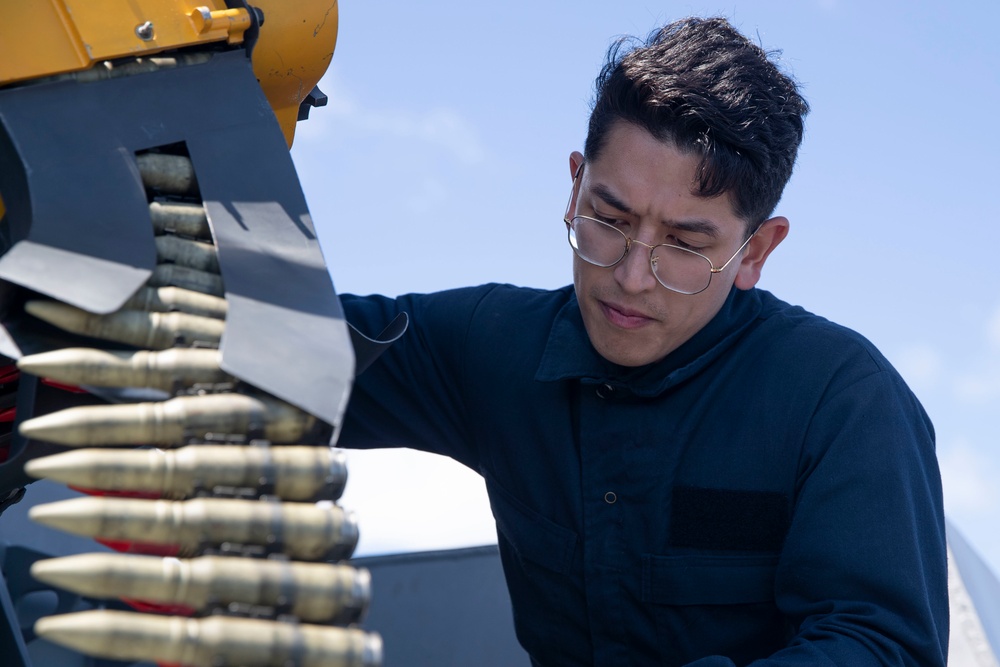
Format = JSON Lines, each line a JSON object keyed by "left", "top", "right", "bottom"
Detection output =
{"left": 403, "top": 176, "right": 449, "bottom": 215}
{"left": 948, "top": 307, "right": 1000, "bottom": 403}
{"left": 892, "top": 342, "right": 943, "bottom": 394}
{"left": 953, "top": 372, "right": 1000, "bottom": 404}
{"left": 987, "top": 303, "right": 1000, "bottom": 350}
{"left": 311, "top": 80, "right": 487, "bottom": 166}
{"left": 939, "top": 438, "right": 1000, "bottom": 515}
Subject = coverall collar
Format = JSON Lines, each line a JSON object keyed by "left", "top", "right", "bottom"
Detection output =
{"left": 535, "top": 285, "right": 763, "bottom": 397}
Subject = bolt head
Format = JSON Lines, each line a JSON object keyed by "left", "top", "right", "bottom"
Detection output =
{"left": 135, "top": 21, "right": 155, "bottom": 41}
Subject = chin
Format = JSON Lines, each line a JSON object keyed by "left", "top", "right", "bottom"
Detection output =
{"left": 592, "top": 336, "right": 665, "bottom": 368}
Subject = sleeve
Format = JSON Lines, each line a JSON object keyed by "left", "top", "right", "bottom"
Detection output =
{"left": 682, "top": 366, "right": 948, "bottom": 667}
{"left": 336, "top": 286, "right": 496, "bottom": 472}
{"left": 752, "top": 368, "right": 948, "bottom": 666}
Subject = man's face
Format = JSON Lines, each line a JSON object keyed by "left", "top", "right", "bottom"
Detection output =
{"left": 569, "top": 121, "right": 768, "bottom": 367}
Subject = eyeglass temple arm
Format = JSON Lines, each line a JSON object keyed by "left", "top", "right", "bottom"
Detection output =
{"left": 564, "top": 161, "right": 586, "bottom": 223}
{"left": 711, "top": 228, "right": 759, "bottom": 273}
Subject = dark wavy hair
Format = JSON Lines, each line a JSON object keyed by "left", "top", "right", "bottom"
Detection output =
{"left": 584, "top": 17, "right": 809, "bottom": 233}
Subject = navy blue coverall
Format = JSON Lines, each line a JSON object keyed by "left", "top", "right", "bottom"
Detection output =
{"left": 339, "top": 284, "right": 948, "bottom": 666}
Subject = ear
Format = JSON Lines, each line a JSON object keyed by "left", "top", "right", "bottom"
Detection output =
{"left": 565, "top": 151, "right": 585, "bottom": 219}
{"left": 734, "top": 216, "right": 789, "bottom": 290}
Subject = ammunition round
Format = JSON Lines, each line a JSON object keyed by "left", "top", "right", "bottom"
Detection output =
{"left": 19, "top": 393, "right": 317, "bottom": 446}
{"left": 148, "top": 201, "right": 211, "bottom": 239}
{"left": 25, "top": 445, "right": 348, "bottom": 501}
{"left": 123, "top": 286, "right": 228, "bottom": 319}
{"left": 149, "top": 264, "right": 224, "bottom": 297}
{"left": 155, "top": 235, "right": 220, "bottom": 273}
{"left": 136, "top": 154, "right": 198, "bottom": 196}
{"left": 35, "top": 610, "right": 382, "bottom": 667}
{"left": 31, "top": 553, "right": 371, "bottom": 623}
{"left": 18, "top": 347, "right": 229, "bottom": 391}
{"left": 24, "top": 300, "right": 225, "bottom": 349}
{"left": 29, "top": 496, "right": 359, "bottom": 561}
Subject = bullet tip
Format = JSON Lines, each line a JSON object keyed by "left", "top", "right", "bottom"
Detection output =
{"left": 23, "top": 300, "right": 73, "bottom": 325}
{"left": 30, "top": 556, "right": 85, "bottom": 592}
{"left": 28, "top": 497, "right": 103, "bottom": 535}
{"left": 18, "top": 412, "right": 71, "bottom": 445}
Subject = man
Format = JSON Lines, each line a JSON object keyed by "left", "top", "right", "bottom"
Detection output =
{"left": 338, "top": 16, "right": 948, "bottom": 666}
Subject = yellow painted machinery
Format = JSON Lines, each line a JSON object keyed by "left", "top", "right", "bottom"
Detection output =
{"left": 0, "top": 1, "right": 337, "bottom": 146}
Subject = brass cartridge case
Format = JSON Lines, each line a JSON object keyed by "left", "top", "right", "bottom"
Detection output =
{"left": 122, "top": 286, "right": 228, "bottom": 320}
{"left": 19, "top": 393, "right": 316, "bottom": 446}
{"left": 149, "top": 264, "right": 224, "bottom": 297}
{"left": 155, "top": 235, "right": 220, "bottom": 273}
{"left": 25, "top": 445, "right": 348, "bottom": 501}
{"left": 136, "top": 154, "right": 197, "bottom": 195}
{"left": 32, "top": 553, "right": 370, "bottom": 623}
{"left": 29, "top": 496, "right": 359, "bottom": 561}
{"left": 25, "top": 300, "right": 224, "bottom": 349}
{"left": 148, "top": 201, "right": 211, "bottom": 239}
{"left": 35, "top": 610, "right": 382, "bottom": 667}
{"left": 18, "top": 347, "right": 230, "bottom": 390}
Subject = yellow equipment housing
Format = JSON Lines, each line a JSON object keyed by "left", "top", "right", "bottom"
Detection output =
{"left": 0, "top": 0, "right": 358, "bottom": 431}
{"left": 0, "top": 0, "right": 338, "bottom": 147}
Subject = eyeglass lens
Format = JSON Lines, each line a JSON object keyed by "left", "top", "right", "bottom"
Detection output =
{"left": 568, "top": 216, "right": 714, "bottom": 295}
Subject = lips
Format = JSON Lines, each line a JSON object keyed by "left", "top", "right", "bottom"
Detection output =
{"left": 598, "top": 300, "right": 655, "bottom": 330}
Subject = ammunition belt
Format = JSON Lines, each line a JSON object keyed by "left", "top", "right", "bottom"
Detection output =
{"left": 17, "top": 150, "right": 380, "bottom": 667}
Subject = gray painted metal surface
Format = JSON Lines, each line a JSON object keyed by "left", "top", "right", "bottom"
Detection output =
{"left": 949, "top": 520, "right": 1000, "bottom": 666}
{"left": 354, "top": 546, "right": 529, "bottom": 666}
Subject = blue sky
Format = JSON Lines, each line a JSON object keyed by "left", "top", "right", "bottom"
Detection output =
{"left": 290, "top": 1, "right": 1000, "bottom": 575}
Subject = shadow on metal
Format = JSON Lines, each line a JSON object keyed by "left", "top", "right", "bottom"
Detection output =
{"left": 353, "top": 545, "right": 529, "bottom": 667}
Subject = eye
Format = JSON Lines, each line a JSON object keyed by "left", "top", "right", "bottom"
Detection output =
{"left": 593, "top": 213, "right": 630, "bottom": 230}
{"left": 665, "top": 235, "right": 704, "bottom": 252}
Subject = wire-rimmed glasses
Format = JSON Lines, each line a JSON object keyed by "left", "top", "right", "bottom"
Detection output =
{"left": 563, "top": 165, "right": 756, "bottom": 295}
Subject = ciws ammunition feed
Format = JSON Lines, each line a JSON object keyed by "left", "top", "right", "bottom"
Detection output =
{"left": 18, "top": 151, "right": 381, "bottom": 667}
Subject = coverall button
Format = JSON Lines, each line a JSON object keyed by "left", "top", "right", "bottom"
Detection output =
{"left": 596, "top": 383, "right": 615, "bottom": 399}
{"left": 604, "top": 491, "right": 617, "bottom": 504}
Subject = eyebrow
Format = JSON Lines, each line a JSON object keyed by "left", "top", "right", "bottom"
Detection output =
{"left": 590, "top": 182, "right": 722, "bottom": 238}
{"left": 592, "top": 183, "right": 635, "bottom": 216}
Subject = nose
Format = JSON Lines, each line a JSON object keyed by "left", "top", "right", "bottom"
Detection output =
{"left": 613, "top": 238, "right": 658, "bottom": 294}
